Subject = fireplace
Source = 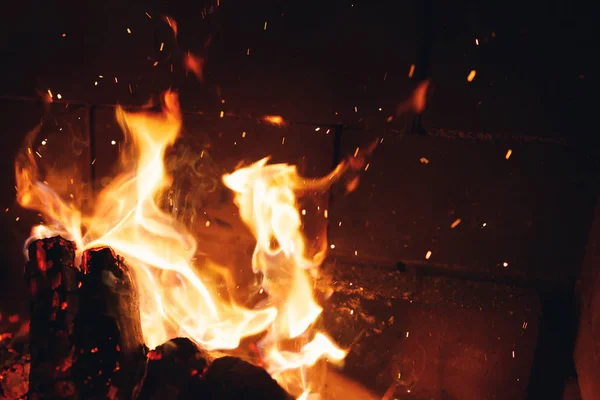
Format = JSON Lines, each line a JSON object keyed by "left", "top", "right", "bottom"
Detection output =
{"left": 0, "top": 1, "right": 597, "bottom": 399}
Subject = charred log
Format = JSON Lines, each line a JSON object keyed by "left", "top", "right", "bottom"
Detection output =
{"left": 25, "top": 236, "right": 79, "bottom": 399}
{"left": 72, "top": 247, "right": 146, "bottom": 399}
{"left": 200, "top": 356, "right": 293, "bottom": 400}
{"left": 136, "top": 337, "right": 292, "bottom": 400}
{"left": 135, "top": 337, "right": 211, "bottom": 399}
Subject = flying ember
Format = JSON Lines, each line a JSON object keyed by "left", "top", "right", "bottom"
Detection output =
{"left": 15, "top": 91, "right": 350, "bottom": 397}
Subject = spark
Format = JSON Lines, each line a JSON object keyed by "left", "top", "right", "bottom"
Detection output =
{"left": 482, "top": 222, "right": 487, "bottom": 227}
{"left": 129, "top": 84, "right": 133, "bottom": 93}
{"left": 153, "top": 61, "right": 159, "bottom": 67}
{"left": 263, "top": 115, "right": 285, "bottom": 126}
{"left": 354, "top": 250, "right": 358, "bottom": 256}
{"left": 35, "top": 151, "right": 42, "bottom": 158}
{"left": 47, "top": 89, "right": 53, "bottom": 98}
{"left": 354, "top": 147, "right": 360, "bottom": 157}
{"left": 281, "top": 137, "right": 285, "bottom": 144}
{"left": 406, "top": 332, "right": 409, "bottom": 337}
{"left": 242, "top": 131, "right": 246, "bottom": 138}
{"left": 350, "top": 310, "right": 354, "bottom": 315}
{"left": 127, "top": 28, "right": 132, "bottom": 34}
{"left": 467, "top": 70, "right": 477, "bottom": 82}
{"left": 378, "top": 107, "right": 382, "bottom": 111}
{"left": 425, "top": 250, "right": 432, "bottom": 260}
{"left": 114, "top": 77, "right": 118, "bottom": 83}
{"left": 15, "top": 217, "right": 20, "bottom": 222}
{"left": 145, "top": 11, "right": 152, "bottom": 19}
{"left": 220, "top": 111, "right": 224, "bottom": 118}
{"left": 301, "top": 209, "right": 307, "bottom": 216}
{"left": 264, "top": 21, "right": 268, "bottom": 30}
{"left": 364, "top": 163, "right": 370, "bottom": 171}
{"left": 315, "top": 127, "right": 320, "bottom": 131}
{"left": 512, "top": 350, "right": 515, "bottom": 358}
{"left": 91, "top": 159, "right": 96, "bottom": 165}
{"left": 330, "top": 244, "right": 335, "bottom": 249}
{"left": 354, "top": 106, "right": 358, "bottom": 112}
{"left": 247, "top": 48, "right": 251, "bottom": 56}
{"left": 205, "top": 221, "right": 210, "bottom": 227}
{"left": 324, "top": 210, "right": 328, "bottom": 218}
{"left": 503, "top": 262, "right": 508, "bottom": 268}
{"left": 505, "top": 149, "right": 512, "bottom": 159}
{"left": 61, "top": 33, "right": 67, "bottom": 37}
{"left": 408, "top": 64, "right": 415, "bottom": 78}
{"left": 111, "top": 140, "right": 116, "bottom": 145}
{"left": 41, "top": 140, "right": 47, "bottom": 146}
{"left": 160, "top": 42, "right": 164, "bottom": 51}
{"left": 99, "top": 75, "right": 104, "bottom": 79}
{"left": 451, "top": 218, "right": 462, "bottom": 228}
{"left": 338, "top": 222, "right": 342, "bottom": 227}
{"left": 475, "top": 38, "right": 479, "bottom": 45}
{"left": 94, "top": 81, "right": 98, "bottom": 86}
{"left": 56, "top": 93, "right": 62, "bottom": 100}
{"left": 420, "top": 157, "right": 429, "bottom": 164}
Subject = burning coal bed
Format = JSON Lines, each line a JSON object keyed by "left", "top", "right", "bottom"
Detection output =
{"left": 1, "top": 91, "right": 379, "bottom": 399}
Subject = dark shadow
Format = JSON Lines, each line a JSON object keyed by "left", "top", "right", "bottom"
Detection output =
{"left": 527, "top": 282, "right": 580, "bottom": 399}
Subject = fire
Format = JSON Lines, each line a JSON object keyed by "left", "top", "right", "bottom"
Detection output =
{"left": 184, "top": 52, "right": 205, "bottom": 82}
{"left": 262, "top": 115, "right": 286, "bottom": 126}
{"left": 15, "top": 91, "right": 347, "bottom": 397}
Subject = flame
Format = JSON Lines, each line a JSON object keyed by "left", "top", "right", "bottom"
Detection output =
{"left": 162, "top": 15, "right": 178, "bottom": 38}
{"left": 262, "top": 115, "right": 286, "bottom": 126}
{"left": 184, "top": 52, "right": 205, "bottom": 82}
{"left": 16, "top": 91, "right": 346, "bottom": 397}
{"left": 395, "top": 80, "right": 430, "bottom": 116}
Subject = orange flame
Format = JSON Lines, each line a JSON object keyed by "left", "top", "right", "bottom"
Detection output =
{"left": 16, "top": 91, "right": 346, "bottom": 397}
{"left": 184, "top": 52, "right": 205, "bottom": 82}
{"left": 162, "top": 15, "right": 178, "bottom": 38}
{"left": 262, "top": 115, "right": 286, "bottom": 126}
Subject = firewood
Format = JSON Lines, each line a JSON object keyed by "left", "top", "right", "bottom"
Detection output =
{"left": 134, "top": 337, "right": 211, "bottom": 399}
{"left": 72, "top": 247, "right": 146, "bottom": 399}
{"left": 24, "top": 236, "right": 79, "bottom": 399}
{"left": 199, "top": 355, "right": 294, "bottom": 400}
{"left": 135, "top": 337, "right": 293, "bottom": 400}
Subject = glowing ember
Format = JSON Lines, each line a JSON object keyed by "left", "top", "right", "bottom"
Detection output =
{"left": 15, "top": 91, "right": 348, "bottom": 397}
{"left": 262, "top": 115, "right": 286, "bottom": 126}
{"left": 450, "top": 218, "right": 461, "bottom": 228}
{"left": 467, "top": 69, "right": 477, "bottom": 82}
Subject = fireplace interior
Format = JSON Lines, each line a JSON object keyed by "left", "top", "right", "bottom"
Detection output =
{"left": 0, "top": 1, "right": 596, "bottom": 399}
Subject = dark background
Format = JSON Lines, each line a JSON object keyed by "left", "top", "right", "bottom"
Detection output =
{"left": 0, "top": 1, "right": 597, "bottom": 398}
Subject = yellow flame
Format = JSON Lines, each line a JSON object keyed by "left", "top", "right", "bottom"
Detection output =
{"left": 16, "top": 91, "right": 346, "bottom": 397}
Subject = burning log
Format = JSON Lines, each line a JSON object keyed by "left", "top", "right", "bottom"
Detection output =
{"left": 25, "top": 236, "right": 79, "bottom": 399}
{"left": 136, "top": 337, "right": 293, "bottom": 400}
{"left": 135, "top": 337, "right": 211, "bottom": 399}
{"left": 72, "top": 246, "right": 147, "bottom": 399}
{"left": 200, "top": 356, "right": 294, "bottom": 400}
{"left": 24, "top": 238, "right": 292, "bottom": 399}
